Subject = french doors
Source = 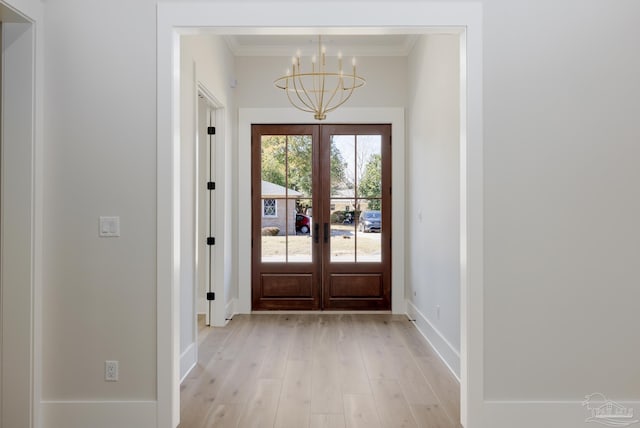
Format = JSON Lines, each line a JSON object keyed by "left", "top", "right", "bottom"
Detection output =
{"left": 251, "top": 124, "right": 391, "bottom": 310}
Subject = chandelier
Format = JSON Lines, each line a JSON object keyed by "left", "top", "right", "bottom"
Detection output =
{"left": 274, "top": 36, "right": 366, "bottom": 120}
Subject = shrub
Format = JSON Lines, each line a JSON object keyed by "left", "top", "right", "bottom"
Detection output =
{"left": 261, "top": 227, "right": 280, "bottom": 236}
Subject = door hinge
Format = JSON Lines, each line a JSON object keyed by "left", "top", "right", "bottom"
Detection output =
{"left": 207, "top": 237, "right": 216, "bottom": 246}
{"left": 206, "top": 292, "right": 215, "bottom": 301}
{"left": 207, "top": 126, "right": 216, "bottom": 135}
{"left": 207, "top": 181, "right": 216, "bottom": 190}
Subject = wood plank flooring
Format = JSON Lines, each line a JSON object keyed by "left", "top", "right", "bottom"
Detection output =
{"left": 179, "top": 314, "right": 461, "bottom": 428}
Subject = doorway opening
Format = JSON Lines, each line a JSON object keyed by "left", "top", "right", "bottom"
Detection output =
{"left": 252, "top": 124, "right": 391, "bottom": 310}
{"left": 158, "top": 4, "right": 483, "bottom": 426}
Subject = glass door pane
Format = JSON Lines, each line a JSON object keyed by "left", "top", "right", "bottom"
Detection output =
{"left": 260, "top": 134, "right": 313, "bottom": 263}
{"left": 329, "top": 134, "right": 382, "bottom": 263}
{"left": 355, "top": 135, "right": 382, "bottom": 262}
{"left": 329, "top": 135, "right": 356, "bottom": 262}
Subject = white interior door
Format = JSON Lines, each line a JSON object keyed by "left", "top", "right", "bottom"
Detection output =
{"left": 197, "top": 94, "right": 215, "bottom": 325}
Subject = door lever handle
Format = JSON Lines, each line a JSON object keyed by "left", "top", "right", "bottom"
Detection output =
{"left": 314, "top": 223, "right": 319, "bottom": 243}
{"left": 324, "top": 223, "right": 329, "bottom": 244}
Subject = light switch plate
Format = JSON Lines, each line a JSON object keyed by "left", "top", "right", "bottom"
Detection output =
{"left": 99, "top": 216, "right": 120, "bottom": 237}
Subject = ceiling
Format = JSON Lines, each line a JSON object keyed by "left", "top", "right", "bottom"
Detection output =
{"left": 224, "top": 34, "right": 420, "bottom": 57}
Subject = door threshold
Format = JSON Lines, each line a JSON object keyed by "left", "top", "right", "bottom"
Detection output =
{"left": 250, "top": 310, "right": 392, "bottom": 315}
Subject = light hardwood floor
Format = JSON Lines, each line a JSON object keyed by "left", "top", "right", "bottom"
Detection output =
{"left": 179, "top": 314, "right": 461, "bottom": 428}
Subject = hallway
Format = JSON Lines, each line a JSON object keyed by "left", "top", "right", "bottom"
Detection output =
{"left": 179, "top": 314, "right": 460, "bottom": 428}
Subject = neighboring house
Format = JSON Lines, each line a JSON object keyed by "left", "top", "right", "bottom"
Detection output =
{"left": 261, "top": 180, "right": 302, "bottom": 235}
{"left": 330, "top": 188, "right": 370, "bottom": 216}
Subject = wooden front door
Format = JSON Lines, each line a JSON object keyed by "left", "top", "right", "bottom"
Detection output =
{"left": 252, "top": 124, "right": 391, "bottom": 310}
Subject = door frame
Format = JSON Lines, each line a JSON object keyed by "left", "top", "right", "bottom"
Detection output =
{"left": 0, "top": 1, "right": 43, "bottom": 427}
{"left": 157, "top": 3, "right": 483, "bottom": 428}
{"left": 250, "top": 123, "right": 393, "bottom": 311}
{"left": 241, "top": 109, "right": 405, "bottom": 314}
{"left": 195, "top": 82, "right": 226, "bottom": 328}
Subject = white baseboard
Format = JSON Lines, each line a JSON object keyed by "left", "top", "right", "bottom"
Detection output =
{"left": 484, "top": 399, "right": 640, "bottom": 428}
{"left": 406, "top": 300, "right": 460, "bottom": 380}
{"left": 180, "top": 342, "right": 197, "bottom": 382}
{"left": 41, "top": 400, "right": 157, "bottom": 428}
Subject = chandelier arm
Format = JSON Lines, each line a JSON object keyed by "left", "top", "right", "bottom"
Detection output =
{"left": 291, "top": 74, "right": 319, "bottom": 113}
{"left": 316, "top": 36, "right": 323, "bottom": 113}
{"left": 324, "top": 73, "right": 355, "bottom": 113}
{"left": 323, "top": 74, "right": 358, "bottom": 115}
{"left": 320, "top": 74, "right": 345, "bottom": 115}
{"left": 284, "top": 78, "right": 314, "bottom": 113}
{"left": 293, "top": 72, "right": 320, "bottom": 113}
{"left": 317, "top": 65, "right": 326, "bottom": 118}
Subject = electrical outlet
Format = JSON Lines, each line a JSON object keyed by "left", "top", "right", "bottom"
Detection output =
{"left": 105, "top": 360, "right": 119, "bottom": 381}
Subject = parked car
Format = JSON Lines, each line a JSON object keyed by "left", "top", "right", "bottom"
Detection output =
{"left": 358, "top": 210, "right": 381, "bottom": 233}
{"left": 296, "top": 214, "right": 311, "bottom": 234}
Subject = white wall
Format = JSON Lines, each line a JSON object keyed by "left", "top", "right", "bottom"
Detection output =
{"left": 482, "top": 0, "right": 640, "bottom": 419}
{"left": 406, "top": 34, "right": 461, "bottom": 377}
{"left": 179, "top": 34, "right": 237, "bottom": 380}
{"left": 42, "top": 1, "right": 158, "bottom": 425}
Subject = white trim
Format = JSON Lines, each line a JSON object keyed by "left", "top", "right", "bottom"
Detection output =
{"left": 459, "top": 13, "right": 484, "bottom": 428}
{"left": 484, "top": 400, "right": 640, "bottom": 428}
{"left": 0, "top": 2, "right": 44, "bottom": 426}
{"left": 193, "top": 79, "right": 221, "bottom": 352}
{"left": 223, "top": 34, "right": 422, "bottom": 57}
{"left": 157, "top": 4, "right": 483, "bottom": 428}
{"left": 237, "top": 107, "right": 406, "bottom": 316}
{"left": 225, "top": 297, "right": 236, "bottom": 321}
{"left": 41, "top": 401, "right": 157, "bottom": 428}
{"left": 179, "top": 343, "right": 197, "bottom": 382}
{"left": 406, "top": 300, "right": 460, "bottom": 381}
{"left": 156, "top": 18, "right": 180, "bottom": 428}
{"left": 212, "top": 106, "right": 227, "bottom": 328}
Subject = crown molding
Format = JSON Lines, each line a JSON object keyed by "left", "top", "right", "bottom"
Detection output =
{"left": 224, "top": 34, "right": 423, "bottom": 57}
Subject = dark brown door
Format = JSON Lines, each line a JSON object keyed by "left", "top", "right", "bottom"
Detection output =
{"left": 252, "top": 124, "right": 391, "bottom": 310}
{"left": 320, "top": 124, "right": 391, "bottom": 310}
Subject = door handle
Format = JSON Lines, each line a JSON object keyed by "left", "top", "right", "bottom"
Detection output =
{"left": 324, "top": 223, "right": 329, "bottom": 244}
{"left": 314, "top": 223, "right": 319, "bottom": 243}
